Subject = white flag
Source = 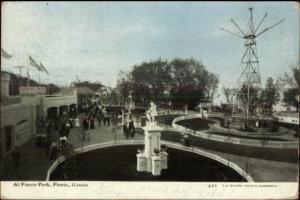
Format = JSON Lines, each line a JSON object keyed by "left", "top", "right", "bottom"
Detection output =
{"left": 29, "top": 56, "right": 43, "bottom": 71}
{"left": 40, "top": 62, "right": 49, "bottom": 75}
{"left": 1, "top": 48, "right": 12, "bottom": 59}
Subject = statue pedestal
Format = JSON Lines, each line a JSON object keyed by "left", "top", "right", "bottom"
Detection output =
{"left": 143, "top": 123, "right": 162, "bottom": 158}
{"left": 136, "top": 121, "right": 168, "bottom": 176}
{"left": 145, "top": 121, "right": 157, "bottom": 127}
{"left": 160, "top": 151, "right": 168, "bottom": 169}
{"left": 151, "top": 155, "right": 162, "bottom": 176}
{"left": 137, "top": 153, "right": 147, "bottom": 172}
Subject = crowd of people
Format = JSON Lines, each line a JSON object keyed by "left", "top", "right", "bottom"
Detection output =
{"left": 81, "top": 99, "right": 136, "bottom": 140}
{"left": 32, "top": 98, "right": 139, "bottom": 162}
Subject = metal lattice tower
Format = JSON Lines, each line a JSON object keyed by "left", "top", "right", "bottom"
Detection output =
{"left": 220, "top": 7, "right": 285, "bottom": 121}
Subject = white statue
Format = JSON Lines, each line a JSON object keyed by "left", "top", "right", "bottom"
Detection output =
{"left": 146, "top": 102, "right": 157, "bottom": 122}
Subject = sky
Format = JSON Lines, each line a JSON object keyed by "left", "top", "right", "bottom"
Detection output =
{"left": 1, "top": 2, "right": 299, "bottom": 102}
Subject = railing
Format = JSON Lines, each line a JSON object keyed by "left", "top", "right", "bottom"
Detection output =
{"left": 172, "top": 115, "right": 299, "bottom": 149}
{"left": 274, "top": 115, "right": 299, "bottom": 125}
{"left": 46, "top": 140, "right": 253, "bottom": 182}
{"left": 20, "top": 86, "right": 46, "bottom": 95}
{"left": 45, "top": 95, "right": 77, "bottom": 108}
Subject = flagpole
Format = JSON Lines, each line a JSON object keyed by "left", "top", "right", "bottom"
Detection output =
{"left": 18, "top": 66, "right": 22, "bottom": 88}
{"left": 14, "top": 66, "right": 23, "bottom": 87}
{"left": 27, "top": 56, "right": 29, "bottom": 88}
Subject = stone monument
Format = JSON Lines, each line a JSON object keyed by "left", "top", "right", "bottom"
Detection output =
{"left": 136, "top": 102, "right": 168, "bottom": 176}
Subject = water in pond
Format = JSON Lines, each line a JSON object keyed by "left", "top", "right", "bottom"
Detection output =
{"left": 50, "top": 145, "right": 247, "bottom": 182}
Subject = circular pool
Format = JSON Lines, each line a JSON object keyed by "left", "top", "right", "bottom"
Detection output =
{"left": 50, "top": 145, "right": 246, "bottom": 182}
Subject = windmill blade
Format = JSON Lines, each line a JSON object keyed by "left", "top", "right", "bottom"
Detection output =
{"left": 254, "top": 13, "right": 268, "bottom": 34}
{"left": 230, "top": 19, "right": 247, "bottom": 36}
{"left": 219, "top": 27, "right": 244, "bottom": 38}
{"left": 256, "top": 19, "right": 285, "bottom": 37}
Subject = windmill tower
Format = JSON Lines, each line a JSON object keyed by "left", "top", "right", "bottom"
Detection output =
{"left": 220, "top": 7, "right": 285, "bottom": 124}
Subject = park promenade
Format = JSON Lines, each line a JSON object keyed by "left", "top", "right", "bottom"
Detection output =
{"left": 1, "top": 112, "right": 298, "bottom": 182}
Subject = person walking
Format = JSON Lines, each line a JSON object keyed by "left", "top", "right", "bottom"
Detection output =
{"left": 124, "top": 118, "right": 129, "bottom": 139}
{"left": 82, "top": 118, "right": 89, "bottom": 141}
{"left": 11, "top": 147, "right": 21, "bottom": 170}
{"left": 59, "top": 124, "right": 66, "bottom": 138}
{"left": 65, "top": 120, "right": 71, "bottom": 137}
{"left": 97, "top": 112, "right": 102, "bottom": 127}
{"left": 102, "top": 108, "right": 107, "bottom": 126}
{"left": 90, "top": 116, "right": 95, "bottom": 129}
{"left": 107, "top": 112, "right": 111, "bottom": 126}
{"left": 129, "top": 118, "right": 135, "bottom": 138}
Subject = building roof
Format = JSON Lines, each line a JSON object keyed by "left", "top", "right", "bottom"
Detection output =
{"left": 76, "top": 86, "right": 94, "bottom": 95}
{"left": 75, "top": 81, "right": 104, "bottom": 92}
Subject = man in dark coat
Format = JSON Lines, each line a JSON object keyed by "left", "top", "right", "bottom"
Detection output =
{"left": 90, "top": 117, "right": 95, "bottom": 129}
{"left": 82, "top": 118, "right": 89, "bottom": 140}
{"left": 11, "top": 147, "right": 21, "bottom": 170}
{"left": 129, "top": 118, "right": 135, "bottom": 138}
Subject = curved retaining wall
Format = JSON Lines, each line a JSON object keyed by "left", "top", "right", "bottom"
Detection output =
{"left": 172, "top": 115, "right": 299, "bottom": 149}
{"left": 46, "top": 140, "right": 253, "bottom": 182}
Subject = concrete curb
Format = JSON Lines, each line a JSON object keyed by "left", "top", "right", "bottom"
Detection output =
{"left": 46, "top": 140, "right": 253, "bottom": 182}
{"left": 172, "top": 115, "right": 298, "bottom": 149}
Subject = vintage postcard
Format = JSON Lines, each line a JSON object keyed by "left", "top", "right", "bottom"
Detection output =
{"left": 1, "top": 1, "right": 299, "bottom": 199}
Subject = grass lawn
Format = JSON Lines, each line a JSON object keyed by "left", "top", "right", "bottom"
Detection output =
{"left": 50, "top": 145, "right": 246, "bottom": 182}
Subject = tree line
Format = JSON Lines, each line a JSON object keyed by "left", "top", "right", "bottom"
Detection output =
{"left": 117, "top": 58, "right": 219, "bottom": 109}
{"left": 222, "top": 63, "right": 300, "bottom": 114}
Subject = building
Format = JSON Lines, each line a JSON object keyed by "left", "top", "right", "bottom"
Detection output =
{"left": 74, "top": 81, "right": 104, "bottom": 108}
{"left": 1, "top": 73, "right": 77, "bottom": 159}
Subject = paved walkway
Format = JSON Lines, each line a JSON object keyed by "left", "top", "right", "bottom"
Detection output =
{"left": 67, "top": 122, "right": 144, "bottom": 149}
{"left": 1, "top": 112, "right": 298, "bottom": 182}
{"left": 158, "top": 123, "right": 298, "bottom": 182}
{"left": 0, "top": 119, "right": 143, "bottom": 181}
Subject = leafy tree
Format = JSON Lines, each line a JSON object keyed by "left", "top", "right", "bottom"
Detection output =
{"left": 260, "top": 77, "right": 280, "bottom": 114}
{"left": 236, "top": 84, "right": 260, "bottom": 114}
{"left": 116, "top": 71, "right": 133, "bottom": 104}
{"left": 280, "top": 63, "right": 299, "bottom": 111}
{"left": 283, "top": 88, "right": 299, "bottom": 112}
{"left": 280, "top": 63, "right": 300, "bottom": 89}
{"left": 131, "top": 59, "right": 173, "bottom": 104}
{"left": 117, "top": 58, "right": 219, "bottom": 108}
{"left": 168, "top": 58, "right": 219, "bottom": 108}
{"left": 47, "top": 84, "right": 61, "bottom": 95}
{"left": 75, "top": 81, "right": 103, "bottom": 91}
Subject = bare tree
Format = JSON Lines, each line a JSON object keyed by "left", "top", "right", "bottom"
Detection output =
{"left": 222, "top": 86, "right": 235, "bottom": 105}
{"left": 279, "top": 62, "right": 300, "bottom": 89}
